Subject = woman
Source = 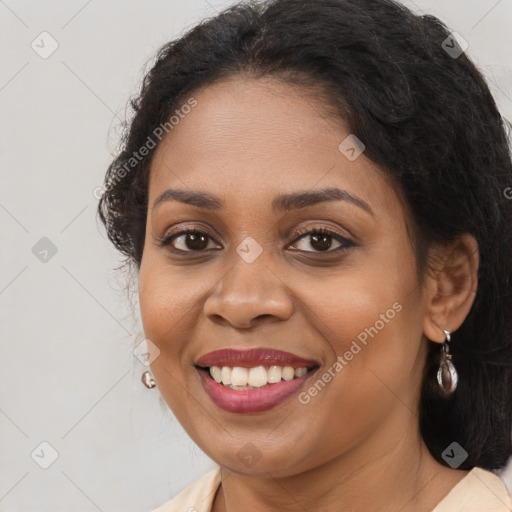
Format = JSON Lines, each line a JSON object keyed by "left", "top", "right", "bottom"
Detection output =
{"left": 97, "top": 0, "right": 512, "bottom": 510}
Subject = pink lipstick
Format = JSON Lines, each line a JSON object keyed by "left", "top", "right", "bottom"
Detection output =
{"left": 195, "top": 348, "right": 319, "bottom": 413}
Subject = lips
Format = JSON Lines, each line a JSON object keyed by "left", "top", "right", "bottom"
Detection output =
{"left": 194, "top": 348, "right": 319, "bottom": 369}
{"left": 194, "top": 348, "right": 320, "bottom": 413}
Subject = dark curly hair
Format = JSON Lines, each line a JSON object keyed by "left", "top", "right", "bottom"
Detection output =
{"left": 98, "top": 0, "right": 512, "bottom": 471}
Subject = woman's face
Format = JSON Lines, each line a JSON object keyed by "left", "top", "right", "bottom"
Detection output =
{"left": 138, "top": 76, "right": 430, "bottom": 476}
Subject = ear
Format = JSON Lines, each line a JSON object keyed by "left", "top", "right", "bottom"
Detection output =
{"left": 422, "top": 234, "right": 479, "bottom": 343}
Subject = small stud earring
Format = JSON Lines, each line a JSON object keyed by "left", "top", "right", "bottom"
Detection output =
{"left": 437, "top": 329, "right": 458, "bottom": 395}
{"left": 141, "top": 370, "right": 156, "bottom": 389}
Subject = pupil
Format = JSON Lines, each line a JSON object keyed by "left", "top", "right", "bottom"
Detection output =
{"left": 312, "top": 233, "right": 331, "bottom": 251}
{"left": 187, "top": 233, "right": 208, "bottom": 250}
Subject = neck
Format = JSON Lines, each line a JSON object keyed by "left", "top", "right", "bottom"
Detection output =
{"left": 212, "top": 412, "right": 468, "bottom": 512}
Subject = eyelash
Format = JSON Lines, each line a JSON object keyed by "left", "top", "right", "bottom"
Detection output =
{"left": 157, "top": 225, "right": 355, "bottom": 256}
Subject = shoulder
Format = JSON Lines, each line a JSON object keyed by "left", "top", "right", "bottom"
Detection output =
{"left": 150, "top": 466, "right": 222, "bottom": 512}
{"left": 432, "top": 467, "right": 512, "bottom": 512}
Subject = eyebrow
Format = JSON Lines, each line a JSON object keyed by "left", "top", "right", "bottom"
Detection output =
{"left": 152, "top": 187, "right": 374, "bottom": 216}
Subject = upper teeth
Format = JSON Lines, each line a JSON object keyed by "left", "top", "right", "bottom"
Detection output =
{"left": 209, "top": 365, "right": 308, "bottom": 388}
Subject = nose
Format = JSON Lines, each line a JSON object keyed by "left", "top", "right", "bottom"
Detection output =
{"left": 203, "top": 256, "right": 294, "bottom": 329}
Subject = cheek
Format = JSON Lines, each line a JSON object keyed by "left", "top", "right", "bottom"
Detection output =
{"left": 302, "top": 276, "right": 415, "bottom": 396}
{"left": 288, "top": 282, "right": 423, "bottom": 468}
{"left": 138, "top": 260, "right": 204, "bottom": 364}
{"left": 297, "top": 240, "right": 424, "bottom": 405}
{"left": 138, "top": 264, "right": 206, "bottom": 419}
{"left": 305, "top": 252, "right": 416, "bottom": 349}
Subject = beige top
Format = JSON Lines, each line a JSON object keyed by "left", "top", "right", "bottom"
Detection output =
{"left": 151, "top": 465, "right": 512, "bottom": 512}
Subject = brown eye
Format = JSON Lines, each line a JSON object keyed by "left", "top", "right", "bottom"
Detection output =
{"left": 288, "top": 227, "right": 354, "bottom": 253}
{"left": 160, "top": 229, "right": 220, "bottom": 252}
{"left": 158, "top": 226, "right": 354, "bottom": 256}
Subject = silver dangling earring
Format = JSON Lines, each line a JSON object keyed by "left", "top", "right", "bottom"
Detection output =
{"left": 437, "top": 329, "right": 458, "bottom": 395}
{"left": 141, "top": 370, "right": 156, "bottom": 389}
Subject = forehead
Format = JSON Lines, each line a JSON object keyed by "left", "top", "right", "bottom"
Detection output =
{"left": 148, "top": 76, "right": 401, "bottom": 217}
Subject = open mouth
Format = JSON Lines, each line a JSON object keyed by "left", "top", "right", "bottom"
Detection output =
{"left": 195, "top": 364, "right": 319, "bottom": 390}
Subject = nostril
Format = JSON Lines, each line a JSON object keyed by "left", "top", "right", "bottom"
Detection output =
{"left": 255, "top": 314, "right": 272, "bottom": 321}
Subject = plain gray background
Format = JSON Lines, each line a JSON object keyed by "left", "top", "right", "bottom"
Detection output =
{"left": 1, "top": 1, "right": 511, "bottom": 510}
